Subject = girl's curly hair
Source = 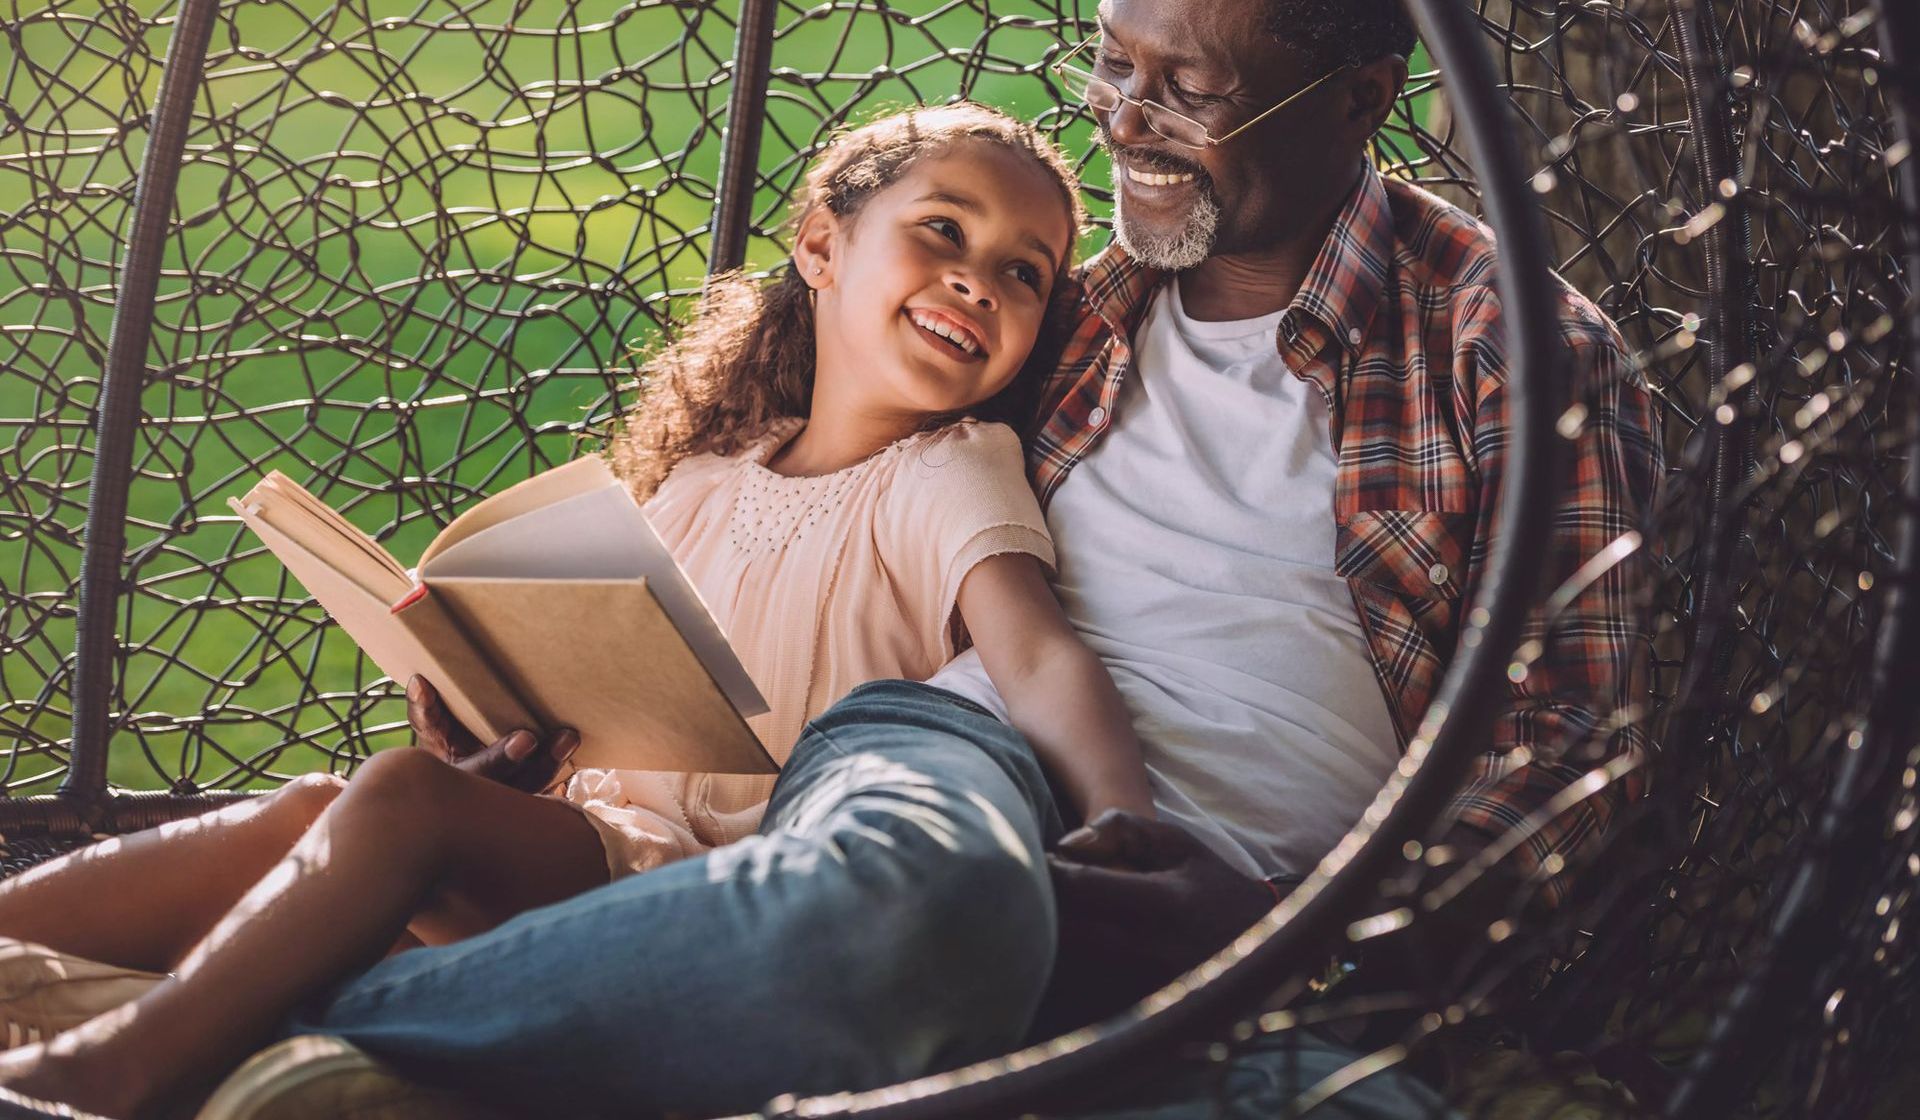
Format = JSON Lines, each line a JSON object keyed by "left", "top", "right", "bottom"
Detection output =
{"left": 610, "top": 102, "right": 1087, "bottom": 497}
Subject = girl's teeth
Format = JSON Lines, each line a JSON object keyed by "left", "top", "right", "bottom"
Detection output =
{"left": 912, "top": 312, "right": 978, "bottom": 355}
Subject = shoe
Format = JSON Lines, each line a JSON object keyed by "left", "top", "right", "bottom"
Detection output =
{"left": 0, "top": 938, "right": 164, "bottom": 1051}
{"left": 0, "top": 1085, "right": 101, "bottom": 1119}
{"left": 197, "top": 1036, "right": 514, "bottom": 1120}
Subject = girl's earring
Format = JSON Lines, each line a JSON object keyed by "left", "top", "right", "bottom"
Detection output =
{"left": 811, "top": 264, "right": 823, "bottom": 275}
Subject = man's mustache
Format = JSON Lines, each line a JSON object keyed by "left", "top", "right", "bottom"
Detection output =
{"left": 1096, "top": 127, "right": 1211, "bottom": 183}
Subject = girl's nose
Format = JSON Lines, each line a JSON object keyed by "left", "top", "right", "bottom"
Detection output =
{"left": 949, "top": 274, "right": 995, "bottom": 311}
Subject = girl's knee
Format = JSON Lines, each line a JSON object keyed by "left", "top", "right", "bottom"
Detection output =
{"left": 268, "top": 772, "right": 348, "bottom": 826}
{"left": 344, "top": 748, "right": 461, "bottom": 812}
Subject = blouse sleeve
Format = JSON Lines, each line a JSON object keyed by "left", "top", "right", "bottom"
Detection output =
{"left": 882, "top": 421, "right": 1056, "bottom": 657}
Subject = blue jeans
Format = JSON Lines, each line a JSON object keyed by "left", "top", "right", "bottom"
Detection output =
{"left": 1067, "top": 1032, "right": 1453, "bottom": 1119}
{"left": 288, "top": 681, "right": 1449, "bottom": 1118}
{"left": 291, "top": 681, "right": 1065, "bottom": 1116}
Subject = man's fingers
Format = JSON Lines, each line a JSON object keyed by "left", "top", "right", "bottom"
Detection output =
{"left": 502, "top": 729, "right": 537, "bottom": 761}
{"left": 1054, "top": 810, "right": 1183, "bottom": 870}
{"left": 405, "top": 676, "right": 445, "bottom": 760}
{"left": 1053, "top": 827, "right": 1126, "bottom": 865}
{"left": 452, "top": 733, "right": 537, "bottom": 786}
{"left": 1047, "top": 854, "right": 1174, "bottom": 920}
{"left": 406, "top": 676, "right": 458, "bottom": 760}
{"left": 407, "top": 676, "right": 483, "bottom": 761}
{"left": 1054, "top": 809, "right": 1146, "bottom": 865}
{"left": 502, "top": 727, "right": 574, "bottom": 793}
{"left": 454, "top": 726, "right": 580, "bottom": 792}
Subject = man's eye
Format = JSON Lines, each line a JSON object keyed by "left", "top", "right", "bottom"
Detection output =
{"left": 925, "top": 217, "right": 962, "bottom": 243}
{"left": 1169, "top": 80, "right": 1223, "bottom": 106}
{"left": 1097, "top": 51, "right": 1131, "bottom": 74}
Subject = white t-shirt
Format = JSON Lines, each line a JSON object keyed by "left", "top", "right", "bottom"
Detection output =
{"left": 929, "top": 278, "right": 1400, "bottom": 879}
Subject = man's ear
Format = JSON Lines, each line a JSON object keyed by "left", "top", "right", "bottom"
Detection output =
{"left": 1347, "top": 54, "right": 1411, "bottom": 141}
{"left": 792, "top": 206, "right": 840, "bottom": 290}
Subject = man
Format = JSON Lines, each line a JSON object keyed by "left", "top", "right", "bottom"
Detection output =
{"left": 983, "top": 0, "right": 1658, "bottom": 1025}
{"left": 0, "top": 1, "right": 1656, "bottom": 1116}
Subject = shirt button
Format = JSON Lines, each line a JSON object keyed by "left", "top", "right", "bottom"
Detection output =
{"left": 1347, "top": 327, "right": 1364, "bottom": 346}
{"left": 1088, "top": 406, "right": 1108, "bottom": 426}
{"left": 1428, "top": 562, "right": 1450, "bottom": 586}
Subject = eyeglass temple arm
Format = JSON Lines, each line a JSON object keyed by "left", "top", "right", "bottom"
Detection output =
{"left": 1209, "top": 64, "right": 1355, "bottom": 146}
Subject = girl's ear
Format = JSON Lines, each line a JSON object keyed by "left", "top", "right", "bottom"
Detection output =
{"left": 792, "top": 206, "right": 840, "bottom": 290}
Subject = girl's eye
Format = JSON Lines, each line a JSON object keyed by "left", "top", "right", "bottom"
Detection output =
{"left": 1013, "top": 263, "right": 1043, "bottom": 290}
{"left": 925, "top": 217, "right": 962, "bottom": 244}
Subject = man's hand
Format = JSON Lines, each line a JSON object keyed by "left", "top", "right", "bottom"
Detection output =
{"left": 406, "top": 675, "right": 580, "bottom": 792}
{"left": 1035, "top": 810, "right": 1280, "bottom": 1034}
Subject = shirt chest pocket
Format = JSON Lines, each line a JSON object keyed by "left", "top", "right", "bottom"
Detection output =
{"left": 1331, "top": 509, "right": 1474, "bottom": 745}
{"left": 1334, "top": 508, "right": 1474, "bottom": 614}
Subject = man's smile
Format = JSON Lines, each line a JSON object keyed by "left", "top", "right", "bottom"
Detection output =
{"left": 1126, "top": 164, "right": 1198, "bottom": 187}
{"left": 1101, "top": 130, "right": 1211, "bottom": 206}
{"left": 1116, "top": 156, "right": 1208, "bottom": 210}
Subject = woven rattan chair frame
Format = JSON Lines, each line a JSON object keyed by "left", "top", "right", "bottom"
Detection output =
{"left": 1, "top": 1, "right": 1916, "bottom": 1116}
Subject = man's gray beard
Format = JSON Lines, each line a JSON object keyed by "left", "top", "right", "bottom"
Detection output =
{"left": 1110, "top": 168, "right": 1222, "bottom": 271}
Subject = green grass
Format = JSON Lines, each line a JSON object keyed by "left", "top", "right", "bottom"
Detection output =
{"left": 2, "top": 1, "right": 1440, "bottom": 794}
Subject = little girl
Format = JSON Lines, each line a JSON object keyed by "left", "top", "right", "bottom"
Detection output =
{"left": 0, "top": 103, "right": 1151, "bottom": 1116}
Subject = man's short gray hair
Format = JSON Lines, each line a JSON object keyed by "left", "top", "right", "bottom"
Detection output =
{"left": 1266, "top": 0, "right": 1419, "bottom": 72}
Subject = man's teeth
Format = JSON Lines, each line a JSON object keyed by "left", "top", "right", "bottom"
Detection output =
{"left": 1128, "top": 165, "right": 1197, "bottom": 186}
{"left": 910, "top": 311, "right": 981, "bottom": 356}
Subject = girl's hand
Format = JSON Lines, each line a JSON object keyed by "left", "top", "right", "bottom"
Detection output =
{"left": 405, "top": 675, "right": 580, "bottom": 793}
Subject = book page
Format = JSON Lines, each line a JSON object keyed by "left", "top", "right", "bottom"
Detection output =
{"left": 427, "top": 577, "right": 776, "bottom": 774}
{"left": 229, "top": 496, "right": 535, "bottom": 740}
{"left": 421, "top": 482, "right": 768, "bottom": 717}
{"left": 234, "top": 474, "right": 414, "bottom": 606}
{"left": 419, "top": 456, "right": 612, "bottom": 569}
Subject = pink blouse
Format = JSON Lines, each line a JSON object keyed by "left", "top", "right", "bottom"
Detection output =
{"left": 559, "top": 418, "right": 1053, "bottom": 877}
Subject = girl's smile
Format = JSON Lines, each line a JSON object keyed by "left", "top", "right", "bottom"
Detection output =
{"left": 905, "top": 306, "right": 989, "bottom": 361}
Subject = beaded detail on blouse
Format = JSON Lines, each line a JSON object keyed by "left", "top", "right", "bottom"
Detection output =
{"left": 723, "top": 419, "right": 902, "bottom": 557}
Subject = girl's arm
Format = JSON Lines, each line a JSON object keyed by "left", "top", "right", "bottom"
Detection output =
{"left": 954, "top": 552, "right": 1155, "bottom": 824}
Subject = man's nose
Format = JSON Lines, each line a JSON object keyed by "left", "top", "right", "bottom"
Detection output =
{"left": 1101, "top": 95, "right": 1157, "bottom": 151}
{"left": 948, "top": 272, "right": 996, "bottom": 310}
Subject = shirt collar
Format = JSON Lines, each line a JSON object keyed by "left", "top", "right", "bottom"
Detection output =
{"left": 1074, "top": 163, "right": 1393, "bottom": 358}
{"left": 1077, "top": 240, "right": 1164, "bottom": 342}
{"left": 1287, "top": 163, "right": 1393, "bottom": 358}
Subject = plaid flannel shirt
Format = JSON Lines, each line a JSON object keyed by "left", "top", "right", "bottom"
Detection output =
{"left": 1032, "top": 167, "right": 1660, "bottom": 903}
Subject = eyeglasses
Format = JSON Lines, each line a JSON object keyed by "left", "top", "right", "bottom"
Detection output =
{"left": 1051, "top": 35, "right": 1350, "bottom": 150}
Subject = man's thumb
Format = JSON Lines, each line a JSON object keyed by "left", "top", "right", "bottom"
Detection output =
{"left": 1055, "top": 817, "right": 1132, "bottom": 864}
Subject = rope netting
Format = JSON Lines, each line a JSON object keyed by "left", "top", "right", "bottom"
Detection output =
{"left": 0, "top": 0, "right": 1915, "bottom": 1116}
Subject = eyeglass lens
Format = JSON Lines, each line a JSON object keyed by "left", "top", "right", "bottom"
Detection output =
{"left": 1060, "top": 68, "right": 1210, "bottom": 148}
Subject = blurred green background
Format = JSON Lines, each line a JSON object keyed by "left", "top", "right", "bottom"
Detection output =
{"left": 0, "top": 0, "right": 1433, "bottom": 794}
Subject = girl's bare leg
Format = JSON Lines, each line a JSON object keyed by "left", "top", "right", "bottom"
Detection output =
{"left": 0, "top": 774, "right": 347, "bottom": 973}
{"left": 0, "top": 747, "right": 607, "bottom": 1117}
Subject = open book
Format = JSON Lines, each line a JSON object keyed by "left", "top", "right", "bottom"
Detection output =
{"left": 229, "top": 458, "right": 776, "bottom": 774}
